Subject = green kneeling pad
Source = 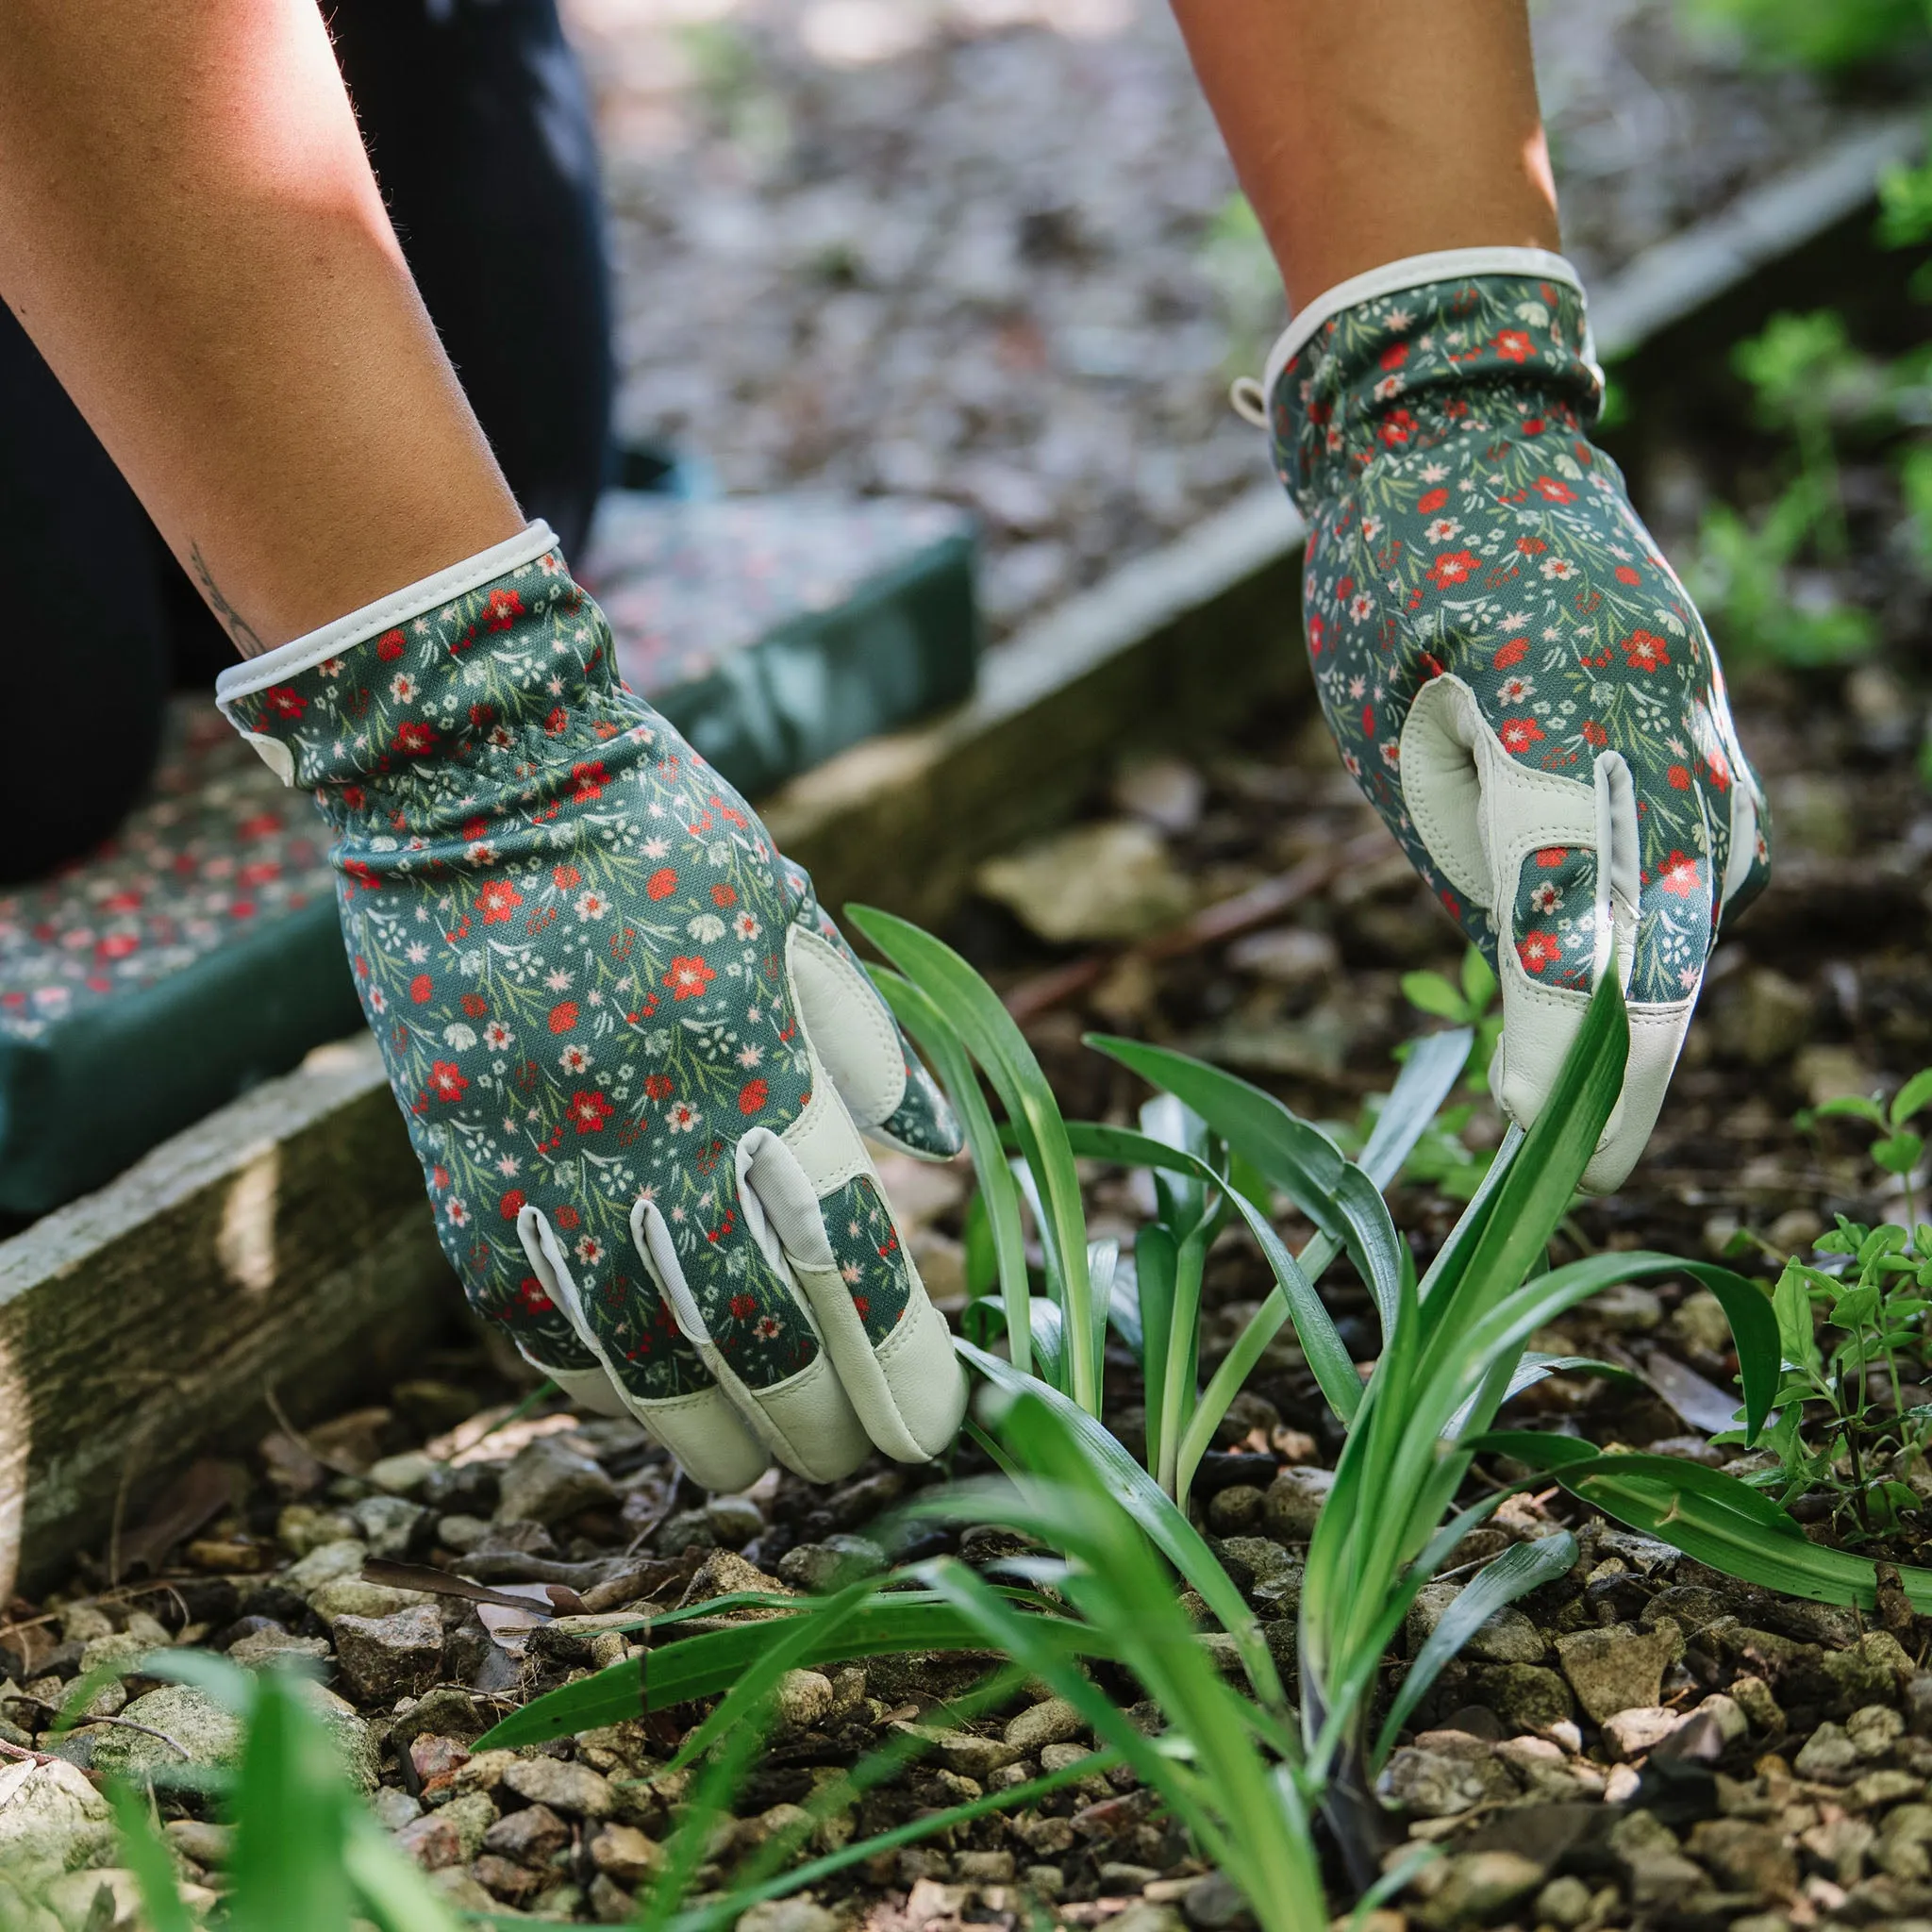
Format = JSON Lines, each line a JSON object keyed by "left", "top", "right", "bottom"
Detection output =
{"left": 0, "top": 492, "right": 978, "bottom": 1217}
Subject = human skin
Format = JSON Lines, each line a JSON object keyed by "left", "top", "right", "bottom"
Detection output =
{"left": 0, "top": 0, "right": 522, "bottom": 656}
{"left": 1168, "top": 0, "right": 1561, "bottom": 308}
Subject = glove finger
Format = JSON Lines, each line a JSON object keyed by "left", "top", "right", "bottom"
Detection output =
{"left": 738, "top": 1099, "right": 966, "bottom": 1465}
{"left": 781, "top": 864, "right": 963, "bottom": 1160}
{"left": 517, "top": 1204, "right": 772, "bottom": 1493}
{"left": 626, "top": 1191, "right": 874, "bottom": 1490}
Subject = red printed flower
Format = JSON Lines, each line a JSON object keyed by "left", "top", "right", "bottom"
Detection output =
{"left": 410, "top": 974, "right": 433, "bottom": 1004}
{"left": 1517, "top": 930, "right": 1561, "bottom": 973}
{"left": 647, "top": 867, "right": 677, "bottom": 900}
{"left": 1668, "top": 764, "right": 1692, "bottom": 791}
{"left": 738, "top": 1078, "right": 769, "bottom": 1115}
{"left": 460, "top": 992, "right": 489, "bottom": 1017}
{"left": 1494, "top": 330, "right": 1533, "bottom": 362}
{"left": 642, "top": 1073, "right": 674, "bottom": 1101}
{"left": 1535, "top": 847, "right": 1569, "bottom": 868}
{"left": 1493, "top": 636, "right": 1529, "bottom": 670}
{"left": 1417, "top": 488, "right": 1449, "bottom": 513}
{"left": 1582, "top": 720, "right": 1607, "bottom": 748}
{"left": 554, "top": 864, "right": 582, "bottom": 891}
{"left": 710, "top": 883, "right": 738, "bottom": 908}
{"left": 1498, "top": 717, "right": 1545, "bottom": 754}
{"left": 516, "top": 1276, "right": 555, "bottom": 1315}
{"left": 729, "top": 1292, "right": 758, "bottom": 1322}
{"left": 1659, "top": 851, "right": 1702, "bottom": 898}
{"left": 665, "top": 955, "right": 716, "bottom": 1000}
{"left": 1378, "top": 408, "right": 1416, "bottom": 448}
{"left": 1308, "top": 614, "right": 1325, "bottom": 657}
{"left": 1624, "top": 630, "right": 1670, "bottom": 673}
{"left": 544, "top": 706, "right": 568, "bottom": 735}
{"left": 569, "top": 1091, "right": 615, "bottom": 1134}
{"left": 393, "top": 719, "right": 438, "bottom": 757}
{"left": 1426, "top": 549, "right": 1481, "bottom": 589}
{"left": 569, "top": 760, "right": 608, "bottom": 803}
{"left": 1533, "top": 476, "right": 1574, "bottom": 504}
{"left": 1379, "top": 342, "right": 1407, "bottom": 371}
{"left": 1614, "top": 564, "right": 1641, "bottom": 585}
{"left": 485, "top": 588, "right": 525, "bottom": 630}
{"left": 500, "top": 1190, "right": 526, "bottom": 1220}
{"left": 553, "top": 1205, "right": 579, "bottom": 1230}
{"left": 376, "top": 629, "right": 407, "bottom": 661}
{"left": 477, "top": 880, "right": 523, "bottom": 924}
{"left": 263, "top": 685, "right": 306, "bottom": 721}
{"left": 549, "top": 1001, "right": 579, "bottom": 1034}
{"left": 428, "top": 1060, "right": 469, "bottom": 1103}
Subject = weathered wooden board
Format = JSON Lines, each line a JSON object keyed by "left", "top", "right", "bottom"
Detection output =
{"left": 0, "top": 1038, "right": 454, "bottom": 1597}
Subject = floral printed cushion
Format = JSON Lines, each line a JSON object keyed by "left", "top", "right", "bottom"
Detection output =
{"left": 0, "top": 491, "right": 978, "bottom": 1218}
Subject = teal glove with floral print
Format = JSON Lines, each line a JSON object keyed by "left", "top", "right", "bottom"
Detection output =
{"left": 1252, "top": 249, "right": 1770, "bottom": 1191}
{"left": 216, "top": 525, "right": 967, "bottom": 1491}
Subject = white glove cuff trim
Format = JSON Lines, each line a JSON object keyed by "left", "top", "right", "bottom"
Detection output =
{"left": 1258, "top": 247, "right": 1585, "bottom": 408}
{"left": 214, "top": 520, "right": 558, "bottom": 706}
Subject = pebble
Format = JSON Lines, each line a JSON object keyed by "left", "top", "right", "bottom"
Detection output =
{"left": 226, "top": 1629, "right": 332, "bottom": 1671}
{"left": 42, "top": 1868, "right": 142, "bottom": 1931}
{"left": 502, "top": 1756, "right": 617, "bottom": 1818}
{"left": 0, "top": 1757, "right": 116, "bottom": 1887}
{"left": 736, "top": 1903, "right": 841, "bottom": 1932}
{"left": 372, "top": 1788, "right": 421, "bottom": 1831}
{"left": 975, "top": 820, "right": 1193, "bottom": 943}
{"left": 283, "top": 1538, "right": 371, "bottom": 1595}
{"left": 1204, "top": 1485, "right": 1265, "bottom": 1535}
{"left": 436, "top": 1513, "right": 493, "bottom": 1554}
{"left": 332, "top": 1605, "right": 446, "bottom": 1705}
{"left": 1602, "top": 1706, "right": 1683, "bottom": 1758}
{"left": 368, "top": 1451, "right": 438, "bottom": 1496}
{"left": 1180, "top": 1872, "right": 1247, "bottom": 1928}
{"left": 1687, "top": 1818, "right": 1798, "bottom": 1901}
{"left": 1848, "top": 1702, "right": 1905, "bottom": 1757}
{"left": 1005, "top": 1696, "right": 1083, "bottom": 1755}
{"left": 1260, "top": 1466, "right": 1333, "bottom": 1541}
{"left": 163, "top": 1819, "right": 232, "bottom": 1868}
{"left": 1415, "top": 1851, "right": 1543, "bottom": 1929}
{"left": 589, "top": 1822, "right": 664, "bottom": 1883}
{"left": 1553, "top": 1620, "right": 1683, "bottom": 1722}
{"left": 774, "top": 1669, "right": 835, "bottom": 1730}
{"left": 308, "top": 1578, "right": 435, "bottom": 1627}
{"left": 351, "top": 1493, "right": 430, "bottom": 1560}
{"left": 776, "top": 1535, "right": 889, "bottom": 1591}
{"left": 92, "top": 1684, "right": 244, "bottom": 1778}
{"left": 483, "top": 1801, "right": 572, "bottom": 1864}
{"left": 1535, "top": 1874, "right": 1594, "bottom": 1930}
{"left": 1103, "top": 1906, "right": 1186, "bottom": 1932}
{"left": 704, "top": 1495, "right": 765, "bottom": 1547}
{"left": 495, "top": 1437, "right": 618, "bottom": 1526}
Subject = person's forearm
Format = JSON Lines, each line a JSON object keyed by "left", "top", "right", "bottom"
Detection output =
{"left": 0, "top": 0, "right": 521, "bottom": 655}
{"left": 1169, "top": 0, "right": 1559, "bottom": 309}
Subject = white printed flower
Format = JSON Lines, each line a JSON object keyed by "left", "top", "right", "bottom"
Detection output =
{"left": 442, "top": 1023, "right": 477, "bottom": 1050}
{"left": 687, "top": 914, "right": 726, "bottom": 943}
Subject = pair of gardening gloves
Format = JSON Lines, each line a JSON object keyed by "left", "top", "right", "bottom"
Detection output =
{"left": 216, "top": 243, "right": 1768, "bottom": 1491}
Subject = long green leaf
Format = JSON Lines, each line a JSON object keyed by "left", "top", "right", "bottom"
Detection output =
{"left": 1373, "top": 1532, "right": 1576, "bottom": 1763}
{"left": 1063, "top": 1121, "right": 1359, "bottom": 1428}
{"left": 1088, "top": 1033, "right": 1405, "bottom": 1338}
{"left": 225, "top": 1672, "right": 353, "bottom": 1932}
{"left": 475, "top": 1592, "right": 1109, "bottom": 1750}
{"left": 852, "top": 908, "right": 1096, "bottom": 1407}
{"left": 958, "top": 1339, "right": 1287, "bottom": 1710}
{"left": 873, "top": 967, "right": 1033, "bottom": 1377}
{"left": 1477, "top": 1434, "right": 1932, "bottom": 1612}
{"left": 109, "top": 1785, "right": 197, "bottom": 1932}
{"left": 1359, "top": 1028, "right": 1473, "bottom": 1188}
{"left": 342, "top": 1812, "right": 467, "bottom": 1932}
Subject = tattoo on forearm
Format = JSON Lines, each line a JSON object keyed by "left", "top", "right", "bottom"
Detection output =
{"left": 190, "top": 541, "right": 267, "bottom": 657}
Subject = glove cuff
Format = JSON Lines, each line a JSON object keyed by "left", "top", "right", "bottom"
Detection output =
{"left": 213, "top": 521, "right": 625, "bottom": 791}
{"left": 1254, "top": 248, "right": 1603, "bottom": 517}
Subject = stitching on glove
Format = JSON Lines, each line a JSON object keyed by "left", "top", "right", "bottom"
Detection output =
{"left": 786, "top": 924, "right": 907, "bottom": 1128}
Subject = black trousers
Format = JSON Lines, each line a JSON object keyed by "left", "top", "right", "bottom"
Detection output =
{"left": 1, "top": 0, "right": 612, "bottom": 883}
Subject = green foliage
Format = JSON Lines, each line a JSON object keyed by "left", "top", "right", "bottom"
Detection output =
{"left": 1687, "top": 0, "right": 1931, "bottom": 72}
{"left": 1736, "top": 1069, "right": 1932, "bottom": 1532}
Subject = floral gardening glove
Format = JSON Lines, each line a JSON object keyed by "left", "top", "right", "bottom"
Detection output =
{"left": 216, "top": 524, "right": 967, "bottom": 1492}
{"left": 1256, "top": 249, "right": 1770, "bottom": 1191}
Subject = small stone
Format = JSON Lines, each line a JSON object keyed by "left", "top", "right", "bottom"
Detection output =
{"left": 409, "top": 1734, "right": 471, "bottom": 1789}
{"left": 275, "top": 1504, "right": 362, "bottom": 1557}
{"left": 1796, "top": 1044, "right": 1875, "bottom": 1108}
{"left": 1720, "top": 968, "right": 1814, "bottom": 1066}
{"left": 1180, "top": 1871, "right": 1246, "bottom": 1927}
{"left": 352, "top": 1493, "right": 431, "bottom": 1559}
{"left": 1589, "top": 1283, "right": 1663, "bottom": 1332}
{"left": 1846, "top": 1767, "right": 1921, "bottom": 1809}
{"left": 975, "top": 820, "right": 1192, "bottom": 944}
{"left": 1823, "top": 1630, "right": 1913, "bottom": 1707}
{"left": 1535, "top": 1874, "right": 1593, "bottom": 1928}
{"left": 391, "top": 1684, "right": 484, "bottom": 1747}
{"left": 42, "top": 1869, "right": 142, "bottom": 1931}
{"left": 163, "top": 1819, "right": 232, "bottom": 1867}
{"left": 954, "top": 1848, "right": 1015, "bottom": 1882}
{"left": 588, "top": 1823, "right": 662, "bottom": 1883}
{"left": 332, "top": 1605, "right": 445, "bottom": 1704}
{"left": 283, "top": 1538, "right": 370, "bottom": 1595}
{"left": 895, "top": 1724, "right": 1018, "bottom": 1778}
{"left": 1005, "top": 1697, "right": 1083, "bottom": 1755}
{"left": 776, "top": 1534, "right": 888, "bottom": 1591}
{"left": 1688, "top": 1818, "right": 1797, "bottom": 1900}
{"left": 1602, "top": 1706, "right": 1681, "bottom": 1758}
{"left": 1769, "top": 1208, "right": 1824, "bottom": 1254}
{"left": 436, "top": 1514, "right": 493, "bottom": 1554}
{"left": 227, "top": 1629, "right": 332, "bottom": 1671}
{"left": 586, "top": 1873, "right": 635, "bottom": 1923}
{"left": 1465, "top": 1662, "right": 1575, "bottom": 1735}
{"left": 1847, "top": 1702, "right": 1905, "bottom": 1757}
{"left": 308, "top": 1578, "right": 435, "bottom": 1627}
{"left": 368, "top": 1451, "right": 438, "bottom": 1496}
{"left": 1553, "top": 1620, "right": 1683, "bottom": 1722}
{"left": 1794, "top": 1723, "right": 1860, "bottom": 1781}
{"left": 736, "top": 1903, "right": 841, "bottom": 1932}
{"left": 1381, "top": 1746, "right": 1504, "bottom": 1818}
{"left": 0, "top": 1757, "right": 116, "bottom": 1886}
{"left": 397, "top": 1790, "right": 495, "bottom": 1873}
{"left": 1205, "top": 1486, "right": 1265, "bottom": 1535}
{"left": 427, "top": 1869, "right": 497, "bottom": 1911}
{"left": 1732, "top": 1674, "right": 1785, "bottom": 1733}
{"left": 1261, "top": 1466, "right": 1333, "bottom": 1541}
{"left": 1039, "top": 1741, "right": 1092, "bottom": 1774}
{"left": 654, "top": 1507, "right": 715, "bottom": 1556}
{"left": 372, "top": 1788, "right": 421, "bottom": 1831}
{"left": 92, "top": 1684, "right": 243, "bottom": 1779}
{"left": 1103, "top": 1907, "right": 1185, "bottom": 1932}
{"left": 1417, "top": 1853, "right": 1544, "bottom": 1927}
{"left": 483, "top": 1801, "right": 571, "bottom": 1865}
{"left": 1405, "top": 1580, "right": 1545, "bottom": 1664}
{"left": 1671, "top": 1290, "right": 1738, "bottom": 1356}
{"left": 704, "top": 1496, "right": 764, "bottom": 1547}
{"left": 474, "top": 1854, "right": 542, "bottom": 1905}
{"left": 1025, "top": 1865, "right": 1068, "bottom": 1901}
{"left": 774, "top": 1669, "right": 835, "bottom": 1730}
{"left": 502, "top": 1756, "right": 616, "bottom": 1818}
{"left": 496, "top": 1437, "right": 618, "bottom": 1526}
